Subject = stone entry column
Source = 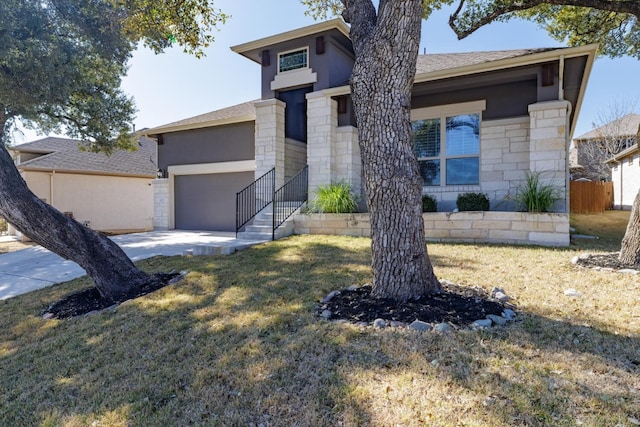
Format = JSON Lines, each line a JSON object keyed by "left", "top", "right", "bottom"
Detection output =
{"left": 254, "top": 98, "right": 286, "bottom": 189}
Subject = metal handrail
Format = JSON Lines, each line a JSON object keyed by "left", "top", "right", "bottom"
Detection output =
{"left": 235, "top": 168, "right": 275, "bottom": 237}
{"left": 272, "top": 165, "right": 308, "bottom": 240}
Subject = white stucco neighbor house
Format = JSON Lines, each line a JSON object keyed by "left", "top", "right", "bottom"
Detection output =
{"left": 608, "top": 144, "right": 640, "bottom": 210}
{"left": 9, "top": 136, "right": 157, "bottom": 238}
{"left": 143, "top": 18, "right": 598, "bottom": 246}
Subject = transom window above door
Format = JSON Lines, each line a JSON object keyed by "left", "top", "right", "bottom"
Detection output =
{"left": 278, "top": 48, "right": 308, "bottom": 73}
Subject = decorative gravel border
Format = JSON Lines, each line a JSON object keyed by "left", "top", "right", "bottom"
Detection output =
{"left": 571, "top": 253, "right": 640, "bottom": 275}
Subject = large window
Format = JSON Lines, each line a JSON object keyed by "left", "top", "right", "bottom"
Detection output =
{"left": 278, "top": 48, "right": 308, "bottom": 73}
{"left": 412, "top": 103, "right": 483, "bottom": 186}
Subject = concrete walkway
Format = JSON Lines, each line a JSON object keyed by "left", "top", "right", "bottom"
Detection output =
{"left": 0, "top": 231, "right": 268, "bottom": 300}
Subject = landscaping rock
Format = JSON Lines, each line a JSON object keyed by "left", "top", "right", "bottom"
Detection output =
{"left": 494, "top": 291, "right": 511, "bottom": 303}
{"left": 373, "top": 318, "right": 386, "bottom": 328}
{"left": 570, "top": 256, "right": 580, "bottom": 265}
{"left": 320, "top": 310, "right": 332, "bottom": 320}
{"left": 409, "top": 320, "right": 432, "bottom": 332}
{"left": 347, "top": 284, "right": 359, "bottom": 291}
{"left": 322, "top": 290, "right": 340, "bottom": 303}
{"left": 502, "top": 309, "right": 517, "bottom": 321}
{"left": 487, "top": 314, "right": 507, "bottom": 326}
{"left": 389, "top": 320, "right": 407, "bottom": 328}
{"left": 471, "top": 319, "right": 492, "bottom": 329}
{"left": 564, "top": 289, "right": 581, "bottom": 297}
{"left": 620, "top": 269, "right": 640, "bottom": 275}
{"left": 433, "top": 323, "right": 453, "bottom": 333}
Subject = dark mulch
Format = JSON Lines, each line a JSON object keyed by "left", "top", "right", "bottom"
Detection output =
{"left": 319, "top": 282, "right": 507, "bottom": 327}
{"left": 575, "top": 252, "right": 640, "bottom": 271}
{"left": 44, "top": 272, "right": 179, "bottom": 319}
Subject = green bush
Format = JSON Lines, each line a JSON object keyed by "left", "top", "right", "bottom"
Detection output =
{"left": 422, "top": 194, "right": 437, "bottom": 212}
{"left": 457, "top": 192, "right": 490, "bottom": 211}
{"left": 513, "top": 171, "right": 562, "bottom": 213}
{"left": 0, "top": 217, "right": 7, "bottom": 234}
{"left": 310, "top": 182, "right": 358, "bottom": 213}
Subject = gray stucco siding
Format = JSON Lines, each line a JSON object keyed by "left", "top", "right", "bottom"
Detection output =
{"left": 260, "top": 30, "right": 354, "bottom": 99}
{"left": 157, "top": 121, "right": 255, "bottom": 170}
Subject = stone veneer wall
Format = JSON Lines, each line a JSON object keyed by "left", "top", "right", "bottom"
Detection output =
{"left": 284, "top": 138, "right": 307, "bottom": 181}
{"left": 293, "top": 212, "right": 570, "bottom": 246}
{"left": 153, "top": 178, "right": 169, "bottom": 230}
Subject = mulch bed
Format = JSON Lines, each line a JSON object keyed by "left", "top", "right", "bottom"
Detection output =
{"left": 44, "top": 272, "right": 180, "bottom": 319}
{"left": 318, "top": 282, "right": 507, "bottom": 327}
{"left": 574, "top": 252, "right": 640, "bottom": 271}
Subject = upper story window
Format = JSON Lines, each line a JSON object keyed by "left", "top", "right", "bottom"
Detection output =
{"left": 278, "top": 48, "right": 308, "bottom": 73}
{"left": 411, "top": 101, "right": 485, "bottom": 186}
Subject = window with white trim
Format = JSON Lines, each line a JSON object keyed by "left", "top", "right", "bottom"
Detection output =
{"left": 278, "top": 48, "right": 308, "bottom": 73}
{"left": 412, "top": 103, "right": 483, "bottom": 186}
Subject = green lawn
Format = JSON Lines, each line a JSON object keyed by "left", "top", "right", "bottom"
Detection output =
{"left": 0, "top": 215, "right": 638, "bottom": 426}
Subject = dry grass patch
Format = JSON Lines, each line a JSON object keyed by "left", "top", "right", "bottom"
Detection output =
{"left": 0, "top": 226, "right": 639, "bottom": 426}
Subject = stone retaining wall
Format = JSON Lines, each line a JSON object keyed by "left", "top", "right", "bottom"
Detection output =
{"left": 293, "top": 211, "right": 570, "bottom": 246}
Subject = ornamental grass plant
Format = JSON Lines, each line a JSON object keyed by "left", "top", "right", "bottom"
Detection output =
{"left": 309, "top": 182, "right": 358, "bottom": 214}
{"left": 513, "top": 171, "right": 563, "bottom": 213}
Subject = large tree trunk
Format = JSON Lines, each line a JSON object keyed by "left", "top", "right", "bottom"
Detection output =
{"left": 619, "top": 188, "right": 640, "bottom": 265}
{"left": 0, "top": 134, "right": 153, "bottom": 303}
{"left": 343, "top": 0, "right": 440, "bottom": 301}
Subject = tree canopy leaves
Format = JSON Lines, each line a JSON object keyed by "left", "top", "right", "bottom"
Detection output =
{"left": 0, "top": 0, "right": 226, "bottom": 151}
{"left": 448, "top": 0, "right": 640, "bottom": 58}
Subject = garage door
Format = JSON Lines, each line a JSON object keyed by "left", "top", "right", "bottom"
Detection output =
{"left": 174, "top": 171, "right": 255, "bottom": 231}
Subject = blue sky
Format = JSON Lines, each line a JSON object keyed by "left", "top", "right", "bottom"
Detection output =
{"left": 17, "top": 0, "right": 640, "bottom": 143}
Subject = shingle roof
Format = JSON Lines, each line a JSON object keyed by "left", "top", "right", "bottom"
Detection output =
{"left": 14, "top": 136, "right": 157, "bottom": 177}
{"left": 574, "top": 114, "right": 640, "bottom": 141}
{"left": 415, "top": 48, "right": 557, "bottom": 74}
{"left": 144, "top": 100, "right": 257, "bottom": 135}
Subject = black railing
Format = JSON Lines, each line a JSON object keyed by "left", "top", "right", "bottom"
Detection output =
{"left": 236, "top": 168, "right": 275, "bottom": 237}
{"left": 272, "top": 165, "right": 308, "bottom": 240}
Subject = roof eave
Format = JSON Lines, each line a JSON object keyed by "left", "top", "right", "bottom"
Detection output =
{"left": 143, "top": 114, "right": 256, "bottom": 137}
{"left": 414, "top": 44, "right": 599, "bottom": 84}
{"left": 606, "top": 144, "right": 640, "bottom": 163}
{"left": 230, "top": 18, "right": 350, "bottom": 64}
{"left": 18, "top": 166, "right": 156, "bottom": 178}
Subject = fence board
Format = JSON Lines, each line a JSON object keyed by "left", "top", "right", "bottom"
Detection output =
{"left": 570, "top": 181, "right": 614, "bottom": 214}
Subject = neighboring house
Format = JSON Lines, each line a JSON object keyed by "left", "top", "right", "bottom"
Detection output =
{"left": 607, "top": 143, "right": 640, "bottom": 209}
{"left": 145, "top": 18, "right": 597, "bottom": 245}
{"left": 9, "top": 136, "right": 157, "bottom": 237}
{"left": 570, "top": 113, "right": 640, "bottom": 181}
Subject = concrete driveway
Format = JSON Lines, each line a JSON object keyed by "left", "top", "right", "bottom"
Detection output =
{"left": 0, "top": 231, "right": 268, "bottom": 300}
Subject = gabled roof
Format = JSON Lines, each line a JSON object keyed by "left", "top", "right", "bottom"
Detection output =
{"left": 574, "top": 113, "right": 640, "bottom": 141}
{"left": 13, "top": 136, "right": 157, "bottom": 177}
{"left": 143, "top": 100, "right": 257, "bottom": 136}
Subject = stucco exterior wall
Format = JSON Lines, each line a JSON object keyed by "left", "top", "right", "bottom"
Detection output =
{"left": 294, "top": 211, "right": 570, "bottom": 246}
{"left": 23, "top": 171, "right": 153, "bottom": 233}
{"left": 611, "top": 151, "right": 640, "bottom": 209}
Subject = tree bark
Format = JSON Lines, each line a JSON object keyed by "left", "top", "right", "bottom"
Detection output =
{"left": 619, "top": 188, "right": 640, "bottom": 265}
{"left": 343, "top": 0, "right": 440, "bottom": 301}
{"left": 0, "top": 120, "right": 154, "bottom": 302}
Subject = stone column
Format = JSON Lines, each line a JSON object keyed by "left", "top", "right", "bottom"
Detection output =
{"left": 528, "top": 100, "right": 571, "bottom": 212}
{"left": 306, "top": 91, "right": 338, "bottom": 196}
{"left": 153, "top": 178, "right": 169, "bottom": 230}
{"left": 335, "top": 126, "right": 362, "bottom": 199}
{"left": 254, "top": 98, "right": 286, "bottom": 188}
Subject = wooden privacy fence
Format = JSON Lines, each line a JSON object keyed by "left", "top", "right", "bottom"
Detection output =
{"left": 570, "top": 181, "right": 614, "bottom": 214}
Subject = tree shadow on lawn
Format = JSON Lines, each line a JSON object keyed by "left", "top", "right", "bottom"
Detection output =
{"left": 0, "top": 236, "right": 638, "bottom": 425}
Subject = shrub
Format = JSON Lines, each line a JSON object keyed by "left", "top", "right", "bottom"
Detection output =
{"left": 457, "top": 192, "right": 490, "bottom": 211}
{"left": 422, "top": 194, "right": 437, "bottom": 212}
{"left": 513, "top": 171, "right": 562, "bottom": 213}
{"left": 310, "top": 182, "right": 358, "bottom": 213}
{"left": 0, "top": 217, "right": 6, "bottom": 234}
